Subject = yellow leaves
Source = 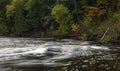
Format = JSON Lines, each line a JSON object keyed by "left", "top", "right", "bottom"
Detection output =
{"left": 51, "top": 4, "right": 70, "bottom": 23}
{"left": 6, "top": 4, "right": 15, "bottom": 17}
{"left": 6, "top": 0, "right": 26, "bottom": 17}
{"left": 98, "top": 9, "right": 106, "bottom": 16}
{"left": 71, "top": 23, "right": 80, "bottom": 32}
{"left": 88, "top": 6, "right": 106, "bottom": 17}
{"left": 88, "top": 6, "right": 99, "bottom": 17}
{"left": 80, "top": 34, "right": 87, "bottom": 40}
{"left": 87, "top": 0, "right": 110, "bottom": 17}
{"left": 77, "top": 34, "right": 87, "bottom": 40}
{"left": 71, "top": 23, "right": 88, "bottom": 40}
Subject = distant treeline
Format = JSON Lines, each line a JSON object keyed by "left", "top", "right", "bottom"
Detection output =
{"left": 0, "top": 0, "right": 120, "bottom": 42}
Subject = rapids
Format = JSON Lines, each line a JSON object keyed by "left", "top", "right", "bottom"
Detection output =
{"left": 0, "top": 38, "right": 120, "bottom": 71}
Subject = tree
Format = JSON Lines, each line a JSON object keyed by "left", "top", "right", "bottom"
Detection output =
{"left": 51, "top": 4, "right": 73, "bottom": 35}
{"left": 6, "top": 0, "right": 28, "bottom": 36}
{"left": 0, "top": 11, "right": 7, "bottom": 34}
{"left": 0, "top": 0, "right": 10, "bottom": 35}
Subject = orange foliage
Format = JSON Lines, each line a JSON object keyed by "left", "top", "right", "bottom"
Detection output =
{"left": 88, "top": 6, "right": 106, "bottom": 17}
{"left": 77, "top": 34, "right": 87, "bottom": 40}
{"left": 71, "top": 23, "right": 80, "bottom": 32}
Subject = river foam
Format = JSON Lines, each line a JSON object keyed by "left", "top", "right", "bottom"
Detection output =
{"left": 0, "top": 38, "right": 112, "bottom": 70}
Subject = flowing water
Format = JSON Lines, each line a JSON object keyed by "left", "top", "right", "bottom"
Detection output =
{"left": 0, "top": 37, "right": 120, "bottom": 71}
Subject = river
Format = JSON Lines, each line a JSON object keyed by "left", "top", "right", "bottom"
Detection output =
{"left": 0, "top": 37, "right": 120, "bottom": 71}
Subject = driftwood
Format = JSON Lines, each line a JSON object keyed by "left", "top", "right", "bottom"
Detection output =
{"left": 101, "top": 26, "right": 110, "bottom": 40}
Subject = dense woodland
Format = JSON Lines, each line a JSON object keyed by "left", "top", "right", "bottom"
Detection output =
{"left": 0, "top": 0, "right": 120, "bottom": 43}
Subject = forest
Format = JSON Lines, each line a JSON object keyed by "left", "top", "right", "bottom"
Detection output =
{"left": 0, "top": 0, "right": 120, "bottom": 43}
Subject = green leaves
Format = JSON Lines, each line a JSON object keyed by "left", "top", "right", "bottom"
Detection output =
{"left": 0, "top": 11, "right": 7, "bottom": 34}
{"left": 51, "top": 4, "right": 73, "bottom": 35}
{"left": 6, "top": 0, "right": 28, "bottom": 35}
{"left": 51, "top": 4, "right": 70, "bottom": 23}
{"left": 6, "top": 0, "right": 25, "bottom": 17}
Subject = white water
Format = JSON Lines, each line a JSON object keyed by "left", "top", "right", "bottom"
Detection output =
{"left": 0, "top": 38, "right": 111, "bottom": 71}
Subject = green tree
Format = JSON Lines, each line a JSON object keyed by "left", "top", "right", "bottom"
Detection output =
{"left": 51, "top": 4, "right": 73, "bottom": 35}
{"left": 6, "top": 0, "right": 28, "bottom": 36}
{"left": 0, "top": 0, "right": 10, "bottom": 35}
{"left": 25, "top": 0, "right": 56, "bottom": 36}
{"left": 0, "top": 11, "right": 7, "bottom": 34}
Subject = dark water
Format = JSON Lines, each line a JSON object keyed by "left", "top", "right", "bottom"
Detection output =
{"left": 0, "top": 38, "right": 120, "bottom": 71}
